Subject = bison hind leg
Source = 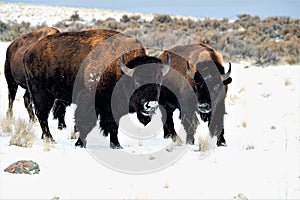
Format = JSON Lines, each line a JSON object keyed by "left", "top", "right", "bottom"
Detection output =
{"left": 52, "top": 100, "right": 67, "bottom": 130}
{"left": 100, "top": 120, "right": 122, "bottom": 149}
{"left": 23, "top": 90, "right": 36, "bottom": 122}
{"left": 74, "top": 89, "right": 98, "bottom": 148}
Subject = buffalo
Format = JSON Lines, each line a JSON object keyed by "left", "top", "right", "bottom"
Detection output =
{"left": 159, "top": 43, "right": 232, "bottom": 146}
{"left": 24, "top": 29, "right": 169, "bottom": 148}
{"left": 4, "top": 27, "right": 67, "bottom": 129}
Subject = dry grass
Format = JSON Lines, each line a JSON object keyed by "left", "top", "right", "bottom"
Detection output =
{"left": 241, "top": 120, "right": 248, "bottom": 128}
{"left": 284, "top": 78, "right": 292, "bottom": 86}
{"left": 238, "top": 87, "right": 246, "bottom": 93}
{"left": 163, "top": 183, "right": 169, "bottom": 189}
{"left": 228, "top": 94, "right": 239, "bottom": 105}
{"left": 0, "top": 117, "right": 14, "bottom": 136}
{"left": 9, "top": 118, "right": 35, "bottom": 148}
{"left": 69, "top": 130, "right": 79, "bottom": 139}
{"left": 198, "top": 136, "right": 205, "bottom": 151}
{"left": 135, "top": 194, "right": 149, "bottom": 200}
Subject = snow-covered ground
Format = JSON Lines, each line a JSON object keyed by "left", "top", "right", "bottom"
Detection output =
{"left": 0, "top": 2, "right": 156, "bottom": 26}
{"left": 0, "top": 36, "right": 299, "bottom": 199}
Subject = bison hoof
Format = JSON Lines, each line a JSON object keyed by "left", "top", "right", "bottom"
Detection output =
{"left": 58, "top": 124, "right": 67, "bottom": 130}
{"left": 110, "top": 143, "right": 123, "bottom": 149}
{"left": 217, "top": 137, "right": 227, "bottom": 147}
{"left": 75, "top": 138, "right": 86, "bottom": 148}
{"left": 217, "top": 141, "right": 227, "bottom": 147}
{"left": 172, "top": 135, "right": 182, "bottom": 146}
{"left": 42, "top": 137, "right": 56, "bottom": 144}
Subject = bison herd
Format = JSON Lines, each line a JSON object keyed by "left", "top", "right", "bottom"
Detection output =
{"left": 4, "top": 27, "right": 232, "bottom": 149}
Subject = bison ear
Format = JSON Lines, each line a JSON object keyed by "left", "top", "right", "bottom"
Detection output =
{"left": 162, "top": 53, "right": 170, "bottom": 76}
{"left": 186, "top": 61, "right": 195, "bottom": 78}
{"left": 220, "top": 62, "right": 232, "bottom": 83}
{"left": 120, "top": 54, "right": 134, "bottom": 77}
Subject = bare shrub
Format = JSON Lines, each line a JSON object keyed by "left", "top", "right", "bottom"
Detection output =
{"left": 152, "top": 14, "right": 173, "bottom": 24}
{"left": 284, "top": 55, "right": 298, "bottom": 65}
{"left": 9, "top": 118, "right": 35, "bottom": 148}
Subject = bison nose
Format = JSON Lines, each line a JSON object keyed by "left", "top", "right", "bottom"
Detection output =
{"left": 144, "top": 101, "right": 159, "bottom": 111}
{"left": 198, "top": 103, "right": 212, "bottom": 114}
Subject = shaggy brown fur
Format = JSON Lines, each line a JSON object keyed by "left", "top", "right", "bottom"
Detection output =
{"left": 158, "top": 43, "right": 232, "bottom": 146}
{"left": 4, "top": 27, "right": 67, "bottom": 128}
{"left": 24, "top": 29, "right": 166, "bottom": 148}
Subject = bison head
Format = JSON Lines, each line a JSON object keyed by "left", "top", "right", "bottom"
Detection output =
{"left": 186, "top": 60, "right": 232, "bottom": 124}
{"left": 120, "top": 54, "right": 170, "bottom": 126}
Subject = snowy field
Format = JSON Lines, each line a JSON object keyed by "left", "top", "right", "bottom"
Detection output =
{"left": 0, "top": 2, "right": 157, "bottom": 26}
{"left": 0, "top": 36, "right": 299, "bottom": 199}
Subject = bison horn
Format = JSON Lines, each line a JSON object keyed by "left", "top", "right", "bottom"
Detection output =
{"left": 221, "top": 62, "right": 231, "bottom": 82}
{"left": 186, "top": 61, "right": 195, "bottom": 78}
{"left": 162, "top": 53, "right": 170, "bottom": 76}
{"left": 120, "top": 54, "right": 134, "bottom": 77}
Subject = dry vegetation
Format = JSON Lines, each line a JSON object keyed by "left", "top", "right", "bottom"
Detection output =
{"left": 9, "top": 118, "right": 35, "bottom": 148}
{"left": 0, "top": 117, "right": 14, "bottom": 136}
{"left": 0, "top": 11, "right": 299, "bottom": 65}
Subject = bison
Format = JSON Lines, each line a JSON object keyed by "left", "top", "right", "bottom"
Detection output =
{"left": 158, "top": 43, "right": 232, "bottom": 146}
{"left": 4, "top": 27, "right": 67, "bottom": 129}
{"left": 24, "top": 29, "right": 169, "bottom": 148}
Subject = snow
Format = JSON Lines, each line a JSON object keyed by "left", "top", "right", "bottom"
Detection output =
{"left": 0, "top": 39, "right": 299, "bottom": 199}
{"left": 0, "top": 2, "right": 155, "bottom": 26}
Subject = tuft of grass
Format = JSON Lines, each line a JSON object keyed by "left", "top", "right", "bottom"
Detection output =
{"left": 238, "top": 87, "right": 246, "bottom": 93}
{"left": 163, "top": 183, "right": 169, "bottom": 189}
{"left": 284, "top": 78, "right": 292, "bottom": 86}
{"left": 228, "top": 94, "right": 239, "bottom": 105}
{"left": 9, "top": 118, "right": 35, "bottom": 148}
{"left": 0, "top": 117, "right": 14, "bottom": 136}
{"left": 198, "top": 136, "right": 205, "bottom": 151}
{"left": 241, "top": 120, "right": 248, "bottom": 128}
{"left": 70, "top": 130, "right": 79, "bottom": 139}
{"left": 135, "top": 194, "right": 149, "bottom": 200}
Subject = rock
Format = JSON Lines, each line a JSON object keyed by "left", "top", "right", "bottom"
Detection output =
{"left": 233, "top": 193, "right": 248, "bottom": 200}
{"left": 246, "top": 144, "right": 255, "bottom": 150}
{"left": 149, "top": 155, "right": 155, "bottom": 160}
{"left": 4, "top": 160, "right": 40, "bottom": 175}
{"left": 270, "top": 125, "right": 276, "bottom": 130}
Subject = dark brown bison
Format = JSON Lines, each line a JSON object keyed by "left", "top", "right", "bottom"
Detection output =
{"left": 158, "top": 43, "right": 232, "bottom": 146}
{"left": 4, "top": 27, "right": 67, "bottom": 129}
{"left": 24, "top": 29, "right": 169, "bottom": 148}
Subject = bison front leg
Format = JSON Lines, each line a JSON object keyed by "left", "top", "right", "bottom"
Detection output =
{"left": 160, "top": 104, "right": 179, "bottom": 142}
{"left": 181, "top": 112, "right": 199, "bottom": 145}
{"left": 217, "top": 129, "right": 226, "bottom": 146}
{"left": 4, "top": 60, "right": 18, "bottom": 119}
{"left": 108, "top": 123, "right": 122, "bottom": 149}
{"left": 208, "top": 102, "right": 226, "bottom": 147}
